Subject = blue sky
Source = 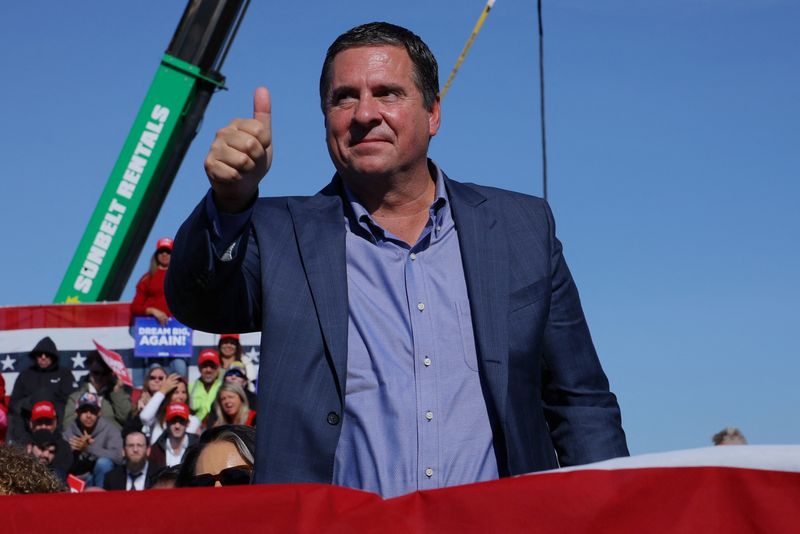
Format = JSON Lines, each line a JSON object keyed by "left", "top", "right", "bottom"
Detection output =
{"left": 1, "top": 1, "right": 797, "bottom": 455}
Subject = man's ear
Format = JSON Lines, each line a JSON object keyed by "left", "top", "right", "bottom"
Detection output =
{"left": 428, "top": 97, "right": 441, "bottom": 137}
{"left": 26, "top": 443, "right": 33, "bottom": 455}
{"left": 146, "top": 446, "right": 152, "bottom": 457}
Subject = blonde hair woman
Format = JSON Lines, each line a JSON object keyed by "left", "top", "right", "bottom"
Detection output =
{"left": 211, "top": 383, "right": 256, "bottom": 428}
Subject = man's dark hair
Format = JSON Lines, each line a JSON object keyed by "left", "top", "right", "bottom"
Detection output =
{"left": 150, "top": 465, "right": 181, "bottom": 486}
{"left": 319, "top": 22, "right": 439, "bottom": 111}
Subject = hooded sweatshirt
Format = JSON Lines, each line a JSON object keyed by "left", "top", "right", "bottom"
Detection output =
{"left": 63, "top": 376, "right": 132, "bottom": 431}
{"left": 9, "top": 337, "right": 75, "bottom": 434}
{"left": 63, "top": 416, "right": 124, "bottom": 475}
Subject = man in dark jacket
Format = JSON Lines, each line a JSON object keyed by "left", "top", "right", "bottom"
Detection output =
{"left": 10, "top": 400, "right": 73, "bottom": 474}
{"left": 26, "top": 428, "right": 68, "bottom": 482}
{"left": 104, "top": 430, "right": 154, "bottom": 490}
{"left": 8, "top": 337, "right": 75, "bottom": 443}
{"left": 148, "top": 402, "right": 197, "bottom": 470}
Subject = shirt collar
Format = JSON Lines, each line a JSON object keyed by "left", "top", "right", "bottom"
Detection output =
{"left": 342, "top": 160, "right": 450, "bottom": 243}
{"left": 128, "top": 461, "right": 148, "bottom": 478}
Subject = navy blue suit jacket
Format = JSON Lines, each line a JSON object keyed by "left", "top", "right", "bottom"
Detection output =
{"left": 166, "top": 175, "right": 628, "bottom": 485}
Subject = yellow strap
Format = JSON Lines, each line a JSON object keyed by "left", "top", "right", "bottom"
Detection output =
{"left": 440, "top": 0, "right": 496, "bottom": 100}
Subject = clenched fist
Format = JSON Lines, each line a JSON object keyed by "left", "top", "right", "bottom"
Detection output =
{"left": 205, "top": 87, "right": 273, "bottom": 213}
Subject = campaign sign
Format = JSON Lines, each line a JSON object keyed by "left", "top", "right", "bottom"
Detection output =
{"left": 93, "top": 339, "right": 133, "bottom": 387}
{"left": 67, "top": 474, "right": 86, "bottom": 493}
{"left": 133, "top": 317, "right": 193, "bottom": 358}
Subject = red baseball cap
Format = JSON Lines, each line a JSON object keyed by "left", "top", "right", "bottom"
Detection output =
{"left": 220, "top": 333, "right": 240, "bottom": 343}
{"left": 31, "top": 401, "right": 57, "bottom": 422}
{"left": 165, "top": 402, "right": 190, "bottom": 423}
{"left": 156, "top": 238, "right": 173, "bottom": 251}
{"left": 198, "top": 348, "right": 220, "bottom": 367}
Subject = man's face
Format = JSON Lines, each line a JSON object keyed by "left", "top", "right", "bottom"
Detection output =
{"left": 78, "top": 408, "right": 99, "bottom": 430}
{"left": 124, "top": 433, "right": 148, "bottom": 464}
{"left": 34, "top": 352, "right": 54, "bottom": 370}
{"left": 200, "top": 363, "right": 219, "bottom": 384}
{"left": 31, "top": 418, "right": 57, "bottom": 432}
{"left": 167, "top": 418, "right": 187, "bottom": 440}
{"left": 28, "top": 443, "right": 57, "bottom": 465}
{"left": 324, "top": 45, "right": 440, "bottom": 182}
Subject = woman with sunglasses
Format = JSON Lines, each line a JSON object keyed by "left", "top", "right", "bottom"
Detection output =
{"left": 130, "top": 363, "right": 168, "bottom": 418}
{"left": 130, "top": 238, "right": 187, "bottom": 380}
{"left": 176, "top": 425, "right": 256, "bottom": 488}
{"left": 138, "top": 373, "right": 200, "bottom": 444}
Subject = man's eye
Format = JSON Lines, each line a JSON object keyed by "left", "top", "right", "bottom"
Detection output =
{"left": 333, "top": 94, "right": 357, "bottom": 106}
{"left": 377, "top": 90, "right": 401, "bottom": 101}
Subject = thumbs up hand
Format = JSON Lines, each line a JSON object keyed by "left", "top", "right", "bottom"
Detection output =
{"left": 205, "top": 87, "right": 273, "bottom": 213}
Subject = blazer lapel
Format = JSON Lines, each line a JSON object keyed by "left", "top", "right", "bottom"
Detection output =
{"left": 288, "top": 182, "right": 349, "bottom": 401}
{"left": 446, "top": 177, "right": 509, "bottom": 424}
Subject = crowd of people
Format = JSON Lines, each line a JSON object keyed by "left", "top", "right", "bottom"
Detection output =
{"left": 0, "top": 239, "right": 258, "bottom": 494}
{"left": 0, "top": 335, "right": 257, "bottom": 493}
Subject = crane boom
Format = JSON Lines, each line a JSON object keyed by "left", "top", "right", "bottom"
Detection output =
{"left": 55, "top": 0, "right": 249, "bottom": 303}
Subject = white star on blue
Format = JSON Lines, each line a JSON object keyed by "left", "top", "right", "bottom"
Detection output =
{"left": 245, "top": 347, "right": 260, "bottom": 364}
{"left": 71, "top": 352, "right": 87, "bottom": 369}
{"left": 1, "top": 354, "right": 16, "bottom": 371}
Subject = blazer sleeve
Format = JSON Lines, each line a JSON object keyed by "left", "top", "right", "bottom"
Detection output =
{"left": 165, "top": 196, "right": 263, "bottom": 334}
{"left": 538, "top": 201, "right": 629, "bottom": 466}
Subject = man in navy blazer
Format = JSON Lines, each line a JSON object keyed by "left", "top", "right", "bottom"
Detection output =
{"left": 167, "top": 22, "right": 627, "bottom": 496}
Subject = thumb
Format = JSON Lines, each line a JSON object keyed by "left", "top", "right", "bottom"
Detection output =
{"left": 253, "top": 86, "right": 271, "bottom": 127}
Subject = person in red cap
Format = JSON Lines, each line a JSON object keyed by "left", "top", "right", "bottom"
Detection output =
{"left": 130, "top": 237, "right": 187, "bottom": 379}
{"left": 13, "top": 400, "right": 74, "bottom": 474}
{"left": 189, "top": 349, "right": 223, "bottom": 423}
{"left": 138, "top": 373, "right": 200, "bottom": 445}
{"left": 131, "top": 238, "right": 174, "bottom": 326}
{"left": 148, "top": 402, "right": 198, "bottom": 470}
{"left": 217, "top": 334, "right": 257, "bottom": 392}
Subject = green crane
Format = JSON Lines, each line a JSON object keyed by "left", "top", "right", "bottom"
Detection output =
{"left": 55, "top": 0, "right": 250, "bottom": 303}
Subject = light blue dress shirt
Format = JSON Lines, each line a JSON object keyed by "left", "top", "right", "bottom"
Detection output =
{"left": 332, "top": 165, "right": 498, "bottom": 497}
{"left": 206, "top": 164, "right": 498, "bottom": 498}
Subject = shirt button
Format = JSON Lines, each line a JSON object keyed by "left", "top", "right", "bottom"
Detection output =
{"left": 410, "top": 252, "right": 417, "bottom": 261}
{"left": 327, "top": 412, "right": 340, "bottom": 425}
{"left": 425, "top": 411, "right": 433, "bottom": 421}
{"left": 423, "top": 357, "right": 432, "bottom": 367}
{"left": 417, "top": 302, "right": 425, "bottom": 312}
{"left": 425, "top": 468, "right": 434, "bottom": 477}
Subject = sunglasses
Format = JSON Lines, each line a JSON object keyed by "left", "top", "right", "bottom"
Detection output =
{"left": 148, "top": 374, "right": 166, "bottom": 381}
{"left": 188, "top": 465, "right": 252, "bottom": 487}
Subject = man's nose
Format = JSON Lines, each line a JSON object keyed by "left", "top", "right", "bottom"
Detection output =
{"left": 353, "top": 95, "right": 381, "bottom": 126}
